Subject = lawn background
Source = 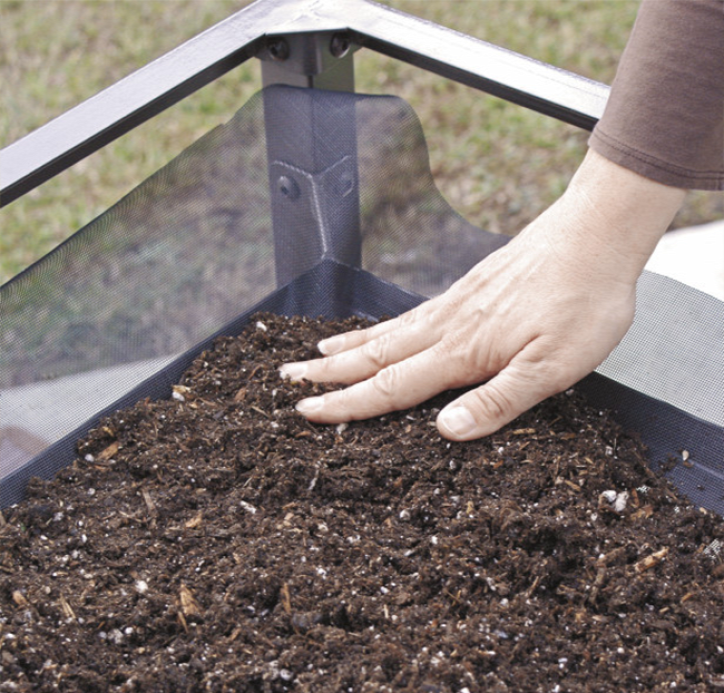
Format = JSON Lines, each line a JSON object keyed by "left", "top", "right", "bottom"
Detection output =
{"left": 1, "top": 0, "right": 721, "bottom": 285}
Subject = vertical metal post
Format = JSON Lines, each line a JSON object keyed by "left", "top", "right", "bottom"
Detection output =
{"left": 259, "top": 32, "right": 361, "bottom": 287}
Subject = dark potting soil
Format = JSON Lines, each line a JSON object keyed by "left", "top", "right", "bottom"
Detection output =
{"left": 1, "top": 314, "right": 723, "bottom": 693}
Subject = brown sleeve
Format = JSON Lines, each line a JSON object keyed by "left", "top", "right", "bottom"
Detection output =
{"left": 588, "top": 0, "right": 724, "bottom": 191}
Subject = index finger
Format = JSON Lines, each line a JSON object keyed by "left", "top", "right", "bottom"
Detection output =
{"left": 317, "top": 300, "right": 433, "bottom": 356}
{"left": 294, "top": 339, "right": 477, "bottom": 423}
{"left": 282, "top": 315, "right": 440, "bottom": 385}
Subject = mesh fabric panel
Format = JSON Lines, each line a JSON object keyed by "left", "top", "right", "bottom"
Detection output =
{"left": 1, "top": 86, "right": 722, "bottom": 515}
{"left": 1, "top": 86, "right": 504, "bottom": 491}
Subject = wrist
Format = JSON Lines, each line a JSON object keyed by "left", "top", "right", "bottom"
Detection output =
{"left": 568, "top": 149, "right": 686, "bottom": 264}
{"left": 538, "top": 149, "right": 687, "bottom": 282}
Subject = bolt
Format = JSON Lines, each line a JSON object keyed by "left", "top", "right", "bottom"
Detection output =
{"left": 267, "top": 37, "right": 290, "bottom": 62}
{"left": 329, "top": 33, "right": 351, "bottom": 59}
{"left": 277, "top": 175, "right": 300, "bottom": 200}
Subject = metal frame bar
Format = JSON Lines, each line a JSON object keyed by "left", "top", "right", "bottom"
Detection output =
{"left": 0, "top": 0, "right": 609, "bottom": 208}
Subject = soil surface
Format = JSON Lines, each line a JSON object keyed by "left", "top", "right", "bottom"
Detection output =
{"left": 1, "top": 314, "right": 723, "bottom": 693}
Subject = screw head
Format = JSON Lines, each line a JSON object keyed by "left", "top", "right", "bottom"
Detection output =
{"left": 277, "top": 175, "right": 300, "bottom": 200}
{"left": 267, "top": 37, "right": 290, "bottom": 62}
{"left": 329, "top": 33, "right": 351, "bottom": 59}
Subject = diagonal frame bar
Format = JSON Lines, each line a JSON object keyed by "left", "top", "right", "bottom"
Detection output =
{"left": 0, "top": 0, "right": 609, "bottom": 208}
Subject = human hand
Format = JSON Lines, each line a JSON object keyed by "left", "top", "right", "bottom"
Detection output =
{"left": 280, "top": 150, "right": 686, "bottom": 440}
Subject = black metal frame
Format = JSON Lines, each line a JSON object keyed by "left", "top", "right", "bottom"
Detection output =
{"left": 0, "top": 0, "right": 609, "bottom": 207}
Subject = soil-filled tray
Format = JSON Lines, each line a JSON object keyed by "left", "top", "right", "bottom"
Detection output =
{"left": 1, "top": 314, "right": 723, "bottom": 693}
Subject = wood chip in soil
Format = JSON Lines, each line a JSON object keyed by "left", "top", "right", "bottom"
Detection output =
{"left": 1, "top": 314, "right": 723, "bottom": 693}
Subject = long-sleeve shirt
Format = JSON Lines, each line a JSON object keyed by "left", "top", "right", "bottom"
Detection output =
{"left": 588, "top": 0, "right": 724, "bottom": 191}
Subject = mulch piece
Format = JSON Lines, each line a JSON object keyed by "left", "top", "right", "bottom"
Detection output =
{"left": 1, "top": 313, "right": 723, "bottom": 693}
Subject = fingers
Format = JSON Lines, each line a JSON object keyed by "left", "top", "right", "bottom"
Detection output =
{"left": 294, "top": 340, "right": 472, "bottom": 423}
{"left": 280, "top": 303, "right": 440, "bottom": 385}
{"left": 286, "top": 324, "right": 439, "bottom": 385}
{"left": 317, "top": 319, "right": 392, "bottom": 356}
{"left": 317, "top": 303, "right": 429, "bottom": 356}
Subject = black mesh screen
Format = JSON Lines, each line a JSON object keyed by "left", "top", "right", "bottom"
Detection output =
{"left": 1, "top": 86, "right": 722, "bottom": 514}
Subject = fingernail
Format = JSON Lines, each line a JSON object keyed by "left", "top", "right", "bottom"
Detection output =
{"left": 438, "top": 405, "right": 477, "bottom": 438}
{"left": 279, "top": 363, "right": 307, "bottom": 381}
{"left": 296, "top": 397, "right": 323, "bottom": 416}
{"left": 318, "top": 336, "right": 344, "bottom": 356}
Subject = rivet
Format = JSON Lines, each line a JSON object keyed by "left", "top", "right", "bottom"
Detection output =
{"left": 329, "top": 33, "right": 351, "bottom": 59}
{"left": 267, "top": 37, "right": 290, "bottom": 62}
{"left": 277, "top": 175, "right": 300, "bottom": 200}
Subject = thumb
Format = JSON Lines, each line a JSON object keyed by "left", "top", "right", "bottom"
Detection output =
{"left": 436, "top": 363, "right": 563, "bottom": 441}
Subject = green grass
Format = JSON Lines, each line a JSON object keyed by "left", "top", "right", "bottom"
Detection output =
{"left": 1, "top": 0, "right": 721, "bottom": 285}
{"left": 1, "top": 0, "right": 260, "bottom": 283}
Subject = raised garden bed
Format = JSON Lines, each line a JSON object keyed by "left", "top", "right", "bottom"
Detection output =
{"left": 1, "top": 314, "right": 723, "bottom": 692}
